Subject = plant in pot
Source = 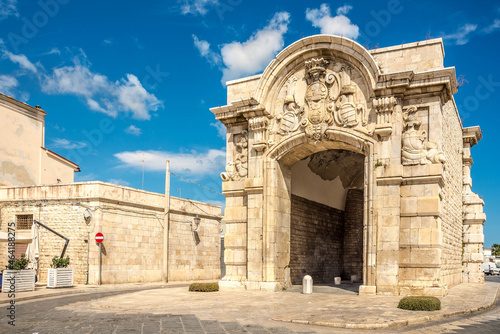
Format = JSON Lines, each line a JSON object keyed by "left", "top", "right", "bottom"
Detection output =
{"left": 2, "top": 254, "right": 36, "bottom": 293}
{"left": 47, "top": 256, "right": 73, "bottom": 288}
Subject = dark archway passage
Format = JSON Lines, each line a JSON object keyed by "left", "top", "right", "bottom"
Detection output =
{"left": 289, "top": 149, "right": 364, "bottom": 285}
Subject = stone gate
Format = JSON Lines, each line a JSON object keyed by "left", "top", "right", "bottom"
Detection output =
{"left": 211, "top": 35, "right": 486, "bottom": 296}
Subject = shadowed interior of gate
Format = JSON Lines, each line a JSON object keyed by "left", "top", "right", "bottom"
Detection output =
{"left": 289, "top": 149, "right": 364, "bottom": 285}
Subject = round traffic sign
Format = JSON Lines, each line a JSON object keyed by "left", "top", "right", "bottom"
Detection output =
{"left": 95, "top": 232, "right": 104, "bottom": 243}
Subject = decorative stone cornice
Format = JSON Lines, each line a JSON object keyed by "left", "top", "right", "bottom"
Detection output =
{"left": 463, "top": 126, "right": 482, "bottom": 147}
{"left": 374, "top": 67, "right": 457, "bottom": 102}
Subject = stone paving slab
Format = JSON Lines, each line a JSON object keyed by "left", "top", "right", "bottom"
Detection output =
{"left": 0, "top": 281, "right": 192, "bottom": 304}
{"left": 54, "top": 281, "right": 499, "bottom": 330}
{"left": 274, "top": 282, "right": 499, "bottom": 329}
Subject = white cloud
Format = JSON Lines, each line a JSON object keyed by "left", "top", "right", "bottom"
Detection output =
{"left": 52, "top": 138, "right": 87, "bottom": 150}
{"left": 442, "top": 24, "right": 477, "bottom": 45}
{"left": 108, "top": 179, "right": 130, "bottom": 186}
{"left": 180, "top": 0, "right": 219, "bottom": 16}
{"left": 306, "top": 4, "right": 359, "bottom": 39}
{"left": 117, "top": 74, "right": 161, "bottom": 120}
{"left": 484, "top": 19, "right": 500, "bottom": 33}
{"left": 220, "top": 11, "right": 290, "bottom": 83}
{"left": 336, "top": 5, "right": 353, "bottom": 16}
{"left": 0, "top": 0, "right": 18, "bottom": 20}
{"left": 44, "top": 47, "right": 61, "bottom": 56}
{"left": 124, "top": 125, "right": 142, "bottom": 136}
{"left": 41, "top": 58, "right": 162, "bottom": 120}
{"left": 114, "top": 149, "right": 226, "bottom": 176}
{"left": 3, "top": 51, "right": 40, "bottom": 73}
{"left": 210, "top": 122, "right": 225, "bottom": 139}
{"left": 0, "top": 74, "right": 18, "bottom": 96}
{"left": 193, "top": 35, "right": 221, "bottom": 65}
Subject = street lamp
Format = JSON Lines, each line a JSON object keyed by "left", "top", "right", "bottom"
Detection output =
{"left": 191, "top": 215, "right": 201, "bottom": 232}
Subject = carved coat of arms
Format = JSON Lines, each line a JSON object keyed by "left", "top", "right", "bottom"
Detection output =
{"left": 272, "top": 58, "right": 367, "bottom": 142}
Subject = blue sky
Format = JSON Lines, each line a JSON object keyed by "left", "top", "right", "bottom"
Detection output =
{"left": 0, "top": 0, "right": 499, "bottom": 246}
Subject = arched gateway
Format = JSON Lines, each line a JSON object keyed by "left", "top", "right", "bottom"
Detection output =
{"left": 211, "top": 35, "right": 485, "bottom": 296}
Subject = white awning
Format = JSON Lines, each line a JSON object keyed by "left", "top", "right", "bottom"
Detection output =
{"left": 0, "top": 231, "right": 32, "bottom": 244}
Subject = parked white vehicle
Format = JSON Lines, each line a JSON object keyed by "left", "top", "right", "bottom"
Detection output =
{"left": 483, "top": 262, "right": 499, "bottom": 275}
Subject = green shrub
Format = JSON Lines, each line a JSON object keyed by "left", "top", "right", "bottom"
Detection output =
{"left": 5, "top": 254, "right": 28, "bottom": 270}
{"left": 188, "top": 282, "right": 219, "bottom": 292}
{"left": 51, "top": 256, "right": 70, "bottom": 268}
{"left": 397, "top": 296, "right": 441, "bottom": 311}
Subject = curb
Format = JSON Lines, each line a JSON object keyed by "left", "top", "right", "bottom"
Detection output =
{"left": 272, "top": 285, "right": 499, "bottom": 330}
{"left": 0, "top": 283, "right": 190, "bottom": 305}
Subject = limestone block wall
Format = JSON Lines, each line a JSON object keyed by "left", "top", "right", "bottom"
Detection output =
{"left": 0, "top": 183, "right": 222, "bottom": 285}
{"left": 369, "top": 39, "right": 444, "bottom": 73}
{"left": 0, "top": 201, "right": 89, "bottom": 284}
{"left": 440, "top": 101, "right": 464, "bottom": 287}
{"left": 342, "top": 189, "right": 364, "bottom": 280}
{"left": 91, "top": 201, "right": 164, "bottom": 285}
{"left": 289, "top": 194, "right": 344, "bottom": 284}
{"left": 226, "top": 75, "right": 261, "bottom": 103}
{"left": 167, "top": 197, "right": 222, "bottom": 282}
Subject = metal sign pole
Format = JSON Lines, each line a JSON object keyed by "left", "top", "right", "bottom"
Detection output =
{"left": 99, "top": 243, "right": 102, "bottom": 285}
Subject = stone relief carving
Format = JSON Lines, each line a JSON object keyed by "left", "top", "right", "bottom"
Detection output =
{"left": 402, "top": 107, "right": 445, "bottom": 165}
{"left": 373, "top": 96, "right": 398, "bottom": 137}
{"left": 221, "top": 130, "right": 248, "bottom": 181}
{"left": 276, "top": 75, "right": 302, "bottom": 135}
{"left": 249, "top": 116, "right": 269, "bottom": 152}
{"left": 271, "top": 58, "right": 368, "bottom": 143}
{"left": 332, "top": 66, "right": 367, "bottom": 128}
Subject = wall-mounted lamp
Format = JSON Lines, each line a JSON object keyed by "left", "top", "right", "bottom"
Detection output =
{"left": 83, "top": 209, "right": 92, "bottom": 222}
{"left": 191, "top": 215, "right": 201, "bottom": 232}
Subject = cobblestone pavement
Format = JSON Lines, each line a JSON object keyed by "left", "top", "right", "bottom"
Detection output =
{"left": 0, "top": 277, "right": 497, "bottom": 333}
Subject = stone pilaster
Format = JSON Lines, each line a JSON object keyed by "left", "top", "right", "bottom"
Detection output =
{"left": 462, "top": 126, "right": 485, "bottom": 283}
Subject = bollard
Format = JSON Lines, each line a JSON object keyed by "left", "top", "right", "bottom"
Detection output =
{"left": 351, "top": 275, "right": 357, "bottom": 283}
{"left": 334, "top": 277, "right": 341, "bottom": 285}
{"left": 303, "top": 275, "right": 313, "bottom": 294}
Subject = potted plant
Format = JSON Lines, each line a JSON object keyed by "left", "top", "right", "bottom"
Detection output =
{"left": 47, "top": 256, "right": 73, "bottom": 288}
{"left": 2, "top": 254, "right": 35, "bottom": 293}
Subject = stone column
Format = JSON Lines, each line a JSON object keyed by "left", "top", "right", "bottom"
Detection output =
{"left": 462, "top": 126, "right": 485, "bottom": 283}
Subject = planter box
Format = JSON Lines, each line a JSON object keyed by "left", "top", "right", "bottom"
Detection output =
{"left": 1, "top": 270, "right": 35, "bottom": 293}
{"left": 47, "top": 268, "right": 74, "bottom": 288}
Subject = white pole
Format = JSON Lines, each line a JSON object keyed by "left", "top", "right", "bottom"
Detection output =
{"left": 163, "top": 160, "right": 170, "bottom": 282}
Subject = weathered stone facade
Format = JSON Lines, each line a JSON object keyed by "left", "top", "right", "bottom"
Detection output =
{"left": 211, "top": 35, "right": 485, "bottom": 296}
{"left": 0, "top": 182, "right": 222, "bottom": 284}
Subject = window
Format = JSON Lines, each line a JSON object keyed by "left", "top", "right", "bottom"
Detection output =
{"left": 16, "top": 214, "right": 33, "bottom": 230}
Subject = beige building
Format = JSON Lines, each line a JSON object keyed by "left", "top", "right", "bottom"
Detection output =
{"left": 211, "top": 35, "right": 486, "bottom": 296}
{"left": 0, "top": 182, "right": 222, "bottom": 284}
{"left": 0, "top": 93, "right": 80, "bottom": 186}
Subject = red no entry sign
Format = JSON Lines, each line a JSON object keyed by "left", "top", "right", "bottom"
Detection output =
{"left": 95, "top": 232, "right": 104, "bottom": 243}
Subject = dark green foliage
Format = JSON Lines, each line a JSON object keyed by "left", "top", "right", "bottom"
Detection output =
{"left": 188, "top": 282, "right": 219, "bottom": 292}
{"left": 51, "top": 256, "right": 70, "bottom": 268}
{"left": 5, "top": 254, "right": 28, "bottom": 270}
{"left": 397, "top": 296, "right": 441, "bottom": 311}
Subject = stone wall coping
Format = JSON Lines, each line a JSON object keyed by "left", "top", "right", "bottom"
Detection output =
{"left": 0, "top": 182, "right": 221, "bottom": 217}
{"left": 369, "top": 38, "right": 444, "bottom": 57}
{"left": 226, "top": 74, "right": 262, "bottom": 86}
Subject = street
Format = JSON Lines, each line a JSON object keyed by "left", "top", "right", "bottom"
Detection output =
{"left": 0, "top": 277, "right": 498, "bottom": 334}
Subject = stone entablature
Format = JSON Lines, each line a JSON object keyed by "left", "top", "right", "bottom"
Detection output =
{"left": 211, "top": 35, "right": 485, "bottom": 296}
